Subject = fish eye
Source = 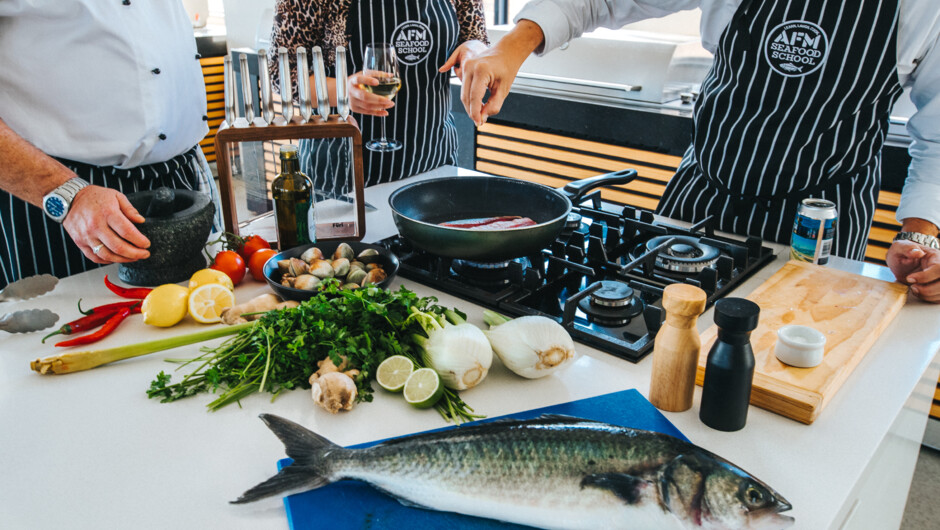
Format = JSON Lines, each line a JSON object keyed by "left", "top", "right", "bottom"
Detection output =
{"left": 745, "top": 486, "right": 764, "bottom": 506}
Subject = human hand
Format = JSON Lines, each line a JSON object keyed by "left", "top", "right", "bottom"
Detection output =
{"left": 63, "top": 186, "right": 151, "bottom": 264}
{"left": 347, "top": 70, "right": 395, "bottom": 117}
{"left": 439, "top": 40, "right": 488, "bottom": 80}
{"left": 886, "top": 240, "right": 940, "bottom": 303}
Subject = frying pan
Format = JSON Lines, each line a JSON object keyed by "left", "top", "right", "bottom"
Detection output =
{"left": 388, "top": 169, "right": 638, "bottom": 261}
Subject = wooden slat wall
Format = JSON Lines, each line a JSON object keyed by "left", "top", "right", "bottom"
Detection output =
{"left": 200, "top": 56, "right": 225, "bottom": 162}
{"left": 475, "top": 123, "right": 902, "bottom": 265}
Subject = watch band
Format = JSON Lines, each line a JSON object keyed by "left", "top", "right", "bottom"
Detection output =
{"left": 893, "top": 231, "right": 940, "bottom": 250}
{"left": 42, "top": 177, "right": 90, "bottom": 223}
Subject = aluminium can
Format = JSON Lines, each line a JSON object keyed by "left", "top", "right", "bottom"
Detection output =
{"left": 790, "top": 198, "right": 837, "bottom": 265}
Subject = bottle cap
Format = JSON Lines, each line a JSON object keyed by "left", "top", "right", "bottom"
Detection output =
{"left": 713, "top": 298, "right": 760, "bottom": 332}
{"left": 279, "top": 144, "right": 299, "bottom": 158}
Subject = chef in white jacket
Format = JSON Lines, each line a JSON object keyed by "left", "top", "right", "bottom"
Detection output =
{"left": 453, "top": 0, "right": 940, "bottom": 303}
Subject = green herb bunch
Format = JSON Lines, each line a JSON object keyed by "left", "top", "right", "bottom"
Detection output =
{"left": 147, "top": 281, "right": 481, "bottom": 422}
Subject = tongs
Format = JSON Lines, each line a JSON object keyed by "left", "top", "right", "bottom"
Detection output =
{"left": 0, "top": 274, "right": 60, "bottom": 333}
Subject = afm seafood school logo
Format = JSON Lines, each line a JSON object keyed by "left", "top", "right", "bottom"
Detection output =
{"left": 764, "top": 20, "right": 829, "bottom": 77}
{"left": 392, "top": 21, "right": 433, "bottom": 65}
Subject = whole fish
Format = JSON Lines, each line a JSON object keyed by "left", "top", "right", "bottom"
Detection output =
{"left": 234, "top": 414, "right": 794, "bottom": 529}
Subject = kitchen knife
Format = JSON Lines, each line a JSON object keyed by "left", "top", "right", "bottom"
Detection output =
{"left": 222, "top": 55, "right": 237, "bottom": 126}
{"left": 296, "top": 47, "right": 313, "bottom": 123}
{"left": 335, "top": 46, "right": 350, "bottom": 121}
{"left": 277, "top": 46, "right": 294, "bottom": 125}
{"left": 257, "top": 53, "right": 275, "bottom": 125}
{"left": 0, "top": 274, "right": 58, "bottom": 302}
{"left": 0, "top": 309, "right": 59, "bottom": 334}
{"left": 238, "top": 54, "right": 256, "bottom": 125}
{"left": 312, "top": 46, "right": 331, "bottom": 122}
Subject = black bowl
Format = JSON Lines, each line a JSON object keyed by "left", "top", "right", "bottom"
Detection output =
{"left": 263, "top": 240, "right": 400, "bottom": 302}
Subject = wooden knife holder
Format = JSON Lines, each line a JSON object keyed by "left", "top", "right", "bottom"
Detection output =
{"left": 213, "top": 115, "right": 366, "bottom": 241}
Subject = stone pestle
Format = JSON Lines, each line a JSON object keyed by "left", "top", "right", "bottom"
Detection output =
{"left": 144, "top": 186, "right": 176, "bottom": 218}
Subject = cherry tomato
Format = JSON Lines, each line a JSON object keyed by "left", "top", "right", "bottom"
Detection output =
{"left": 210, "top": 250, "right": 246, "bottom": 285}
{"left": 248, "top": 248, "right": 278, "bottom": 282}
{"left": 238, "top": 235, "right": 271, "bottom": 262}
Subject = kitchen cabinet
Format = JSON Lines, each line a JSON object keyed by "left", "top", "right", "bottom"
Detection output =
{"left": 0, "top": 167, "right": 936, "bottom": 529}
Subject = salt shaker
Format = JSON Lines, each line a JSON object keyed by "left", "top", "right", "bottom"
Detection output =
{"left": 649, "top": 284, "right": 707, "bottom": 412}
{"left": 699, "top": 297, "right": 760, "bottom": 431}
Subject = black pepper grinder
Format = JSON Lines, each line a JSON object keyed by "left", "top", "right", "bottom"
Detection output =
{"left": 699, "top": 297, "right": 760, "bottom": 432}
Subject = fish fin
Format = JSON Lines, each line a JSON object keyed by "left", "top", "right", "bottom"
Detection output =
{"left": 231, "top": 414, "right": 340, "bottom": 504}
{"left": 231, "top": 466, "right": 330, "bottom": 504}
{"left": 259, "top": 413, "right": 339, "bottom": 466}
{"left": 580, "top": 473, "right": 652, "bottom": 504}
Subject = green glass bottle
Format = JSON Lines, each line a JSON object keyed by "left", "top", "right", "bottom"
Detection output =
{"left": 271, "top": 144, "right": 314, "bottom": 250}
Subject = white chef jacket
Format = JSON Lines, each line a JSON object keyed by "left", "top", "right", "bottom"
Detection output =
{"left": 0, "top": 1, "right": 208, "bottom": 169}
{"left": 517, "top": 0, "right": 940, "bottom": 229}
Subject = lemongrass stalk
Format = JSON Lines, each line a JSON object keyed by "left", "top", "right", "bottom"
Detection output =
{"left": 30, "top": 322, "right": 255, "bottom": 375}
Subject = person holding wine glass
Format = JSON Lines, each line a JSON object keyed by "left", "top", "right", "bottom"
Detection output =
{"left": 268, "top": 0, "right": 488, "bottom": 197}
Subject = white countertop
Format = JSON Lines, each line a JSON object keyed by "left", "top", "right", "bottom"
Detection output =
{"left": 1, "top": 166, "right": 938, "bottom": 529}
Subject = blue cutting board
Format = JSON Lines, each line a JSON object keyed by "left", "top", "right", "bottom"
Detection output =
{"left": 277, "top": 388, "right": 687, "bottom": 529}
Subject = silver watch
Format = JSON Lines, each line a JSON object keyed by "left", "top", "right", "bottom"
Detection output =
{"left": 893, "top": 231, "right": 940, "bottom": 249}
{"left": 42, "top": 177, "right": 90, "bottom": 223}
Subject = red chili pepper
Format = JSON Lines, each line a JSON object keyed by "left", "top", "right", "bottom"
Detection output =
{"left": 54, "top": 305, "right": 136, "bottom": 348}
{"left": 104, "top": 275, "right": 153, "bottom": 299}
{"left": 78, "top": 298, "right": 143, "bottom": 315}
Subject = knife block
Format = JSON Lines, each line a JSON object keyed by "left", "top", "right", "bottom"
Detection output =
{"left": 213, "top": 115, "right": 366, "bottom": 242}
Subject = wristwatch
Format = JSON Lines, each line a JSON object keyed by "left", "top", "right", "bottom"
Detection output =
{"left": 893, "top": 231, "right": 940, "bottom": 249}
{"left": 41, "top": 177, "right": 90, "bottom": 223}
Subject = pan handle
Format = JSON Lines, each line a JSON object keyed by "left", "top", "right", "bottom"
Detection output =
{"left": 561, "top": 169, "right": 638, "bottom": 203}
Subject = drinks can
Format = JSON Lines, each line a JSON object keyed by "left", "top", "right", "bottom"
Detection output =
{"left": 790, "top": 198, "right": 837, "bottom": 265}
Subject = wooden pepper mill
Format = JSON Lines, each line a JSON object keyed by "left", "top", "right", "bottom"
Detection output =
{"left": 649, "top": 283, "right": 707, "bottom": 412}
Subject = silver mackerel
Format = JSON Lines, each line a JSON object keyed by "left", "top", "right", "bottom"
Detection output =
{"left": 234, "top": 414, "right": 794, "bottom": 529}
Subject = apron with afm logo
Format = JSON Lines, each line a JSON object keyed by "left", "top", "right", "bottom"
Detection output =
{"left": 655, "top": 0, "right": 902, "bottom": 260}
{"left": 299, "top": 0, "right": 459, "bottom": 195}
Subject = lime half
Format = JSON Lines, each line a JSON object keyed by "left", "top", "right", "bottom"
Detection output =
{"left": 403, "top": 368, "right": 444, "bottom": 409}
{"left": 376, "top": 355, "right": 414, "bottom": 392}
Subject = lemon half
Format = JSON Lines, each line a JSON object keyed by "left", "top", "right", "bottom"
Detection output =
{"left": 188, "top": 283, "right": 235, "bottom": 324}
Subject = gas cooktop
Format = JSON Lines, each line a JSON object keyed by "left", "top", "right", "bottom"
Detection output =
{"left": 376, "top": 191, "right": 776, "bottom": 362}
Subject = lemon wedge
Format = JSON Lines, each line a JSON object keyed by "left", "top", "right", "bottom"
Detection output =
{"left": 142, "top": 284, "right": 191, "bottom": 327}
{"left": 188, "top": 268, "right": 234, "bottom": 292}
{"left": 188, "top": 283, "right": 236, "bottom": 324}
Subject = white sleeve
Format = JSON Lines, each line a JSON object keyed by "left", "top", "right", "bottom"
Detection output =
{"left": 897, "top": 33, "right": 940, "bottom": 228}
{"left": 514, "top": 0, "right": 705, "bottom": 55}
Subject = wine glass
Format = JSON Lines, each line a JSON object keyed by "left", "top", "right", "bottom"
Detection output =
{"left": 363, "top": 43, "right": 402, "bottom": 152}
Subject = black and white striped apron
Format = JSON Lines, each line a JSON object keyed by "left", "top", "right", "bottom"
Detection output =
{"left": 299, "top": 0, "right": 459, "bottom": 196}
{"left": 0, "top": 148, "right": 221, "bottom": 289}
{"left": 656, "top": 0, "right": 902, "bottom": 260}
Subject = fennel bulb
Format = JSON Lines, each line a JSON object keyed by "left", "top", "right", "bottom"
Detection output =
{"left": 410, "top": 308, "right": 493, "bottom": 390}
{"left": 483, "top": 311, "right": 577, "bottom": 379}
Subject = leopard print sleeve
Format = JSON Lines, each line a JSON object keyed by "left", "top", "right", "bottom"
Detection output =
{"left": 269, "top": 0, "right": 349, "bottom": 103}
{"left": 454, "top": 0, "right": 489, "bottom": 46}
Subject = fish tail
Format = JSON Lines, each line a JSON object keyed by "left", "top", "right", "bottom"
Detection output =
{"left": 231, "top": 414, "right": 339, "bottom": 504}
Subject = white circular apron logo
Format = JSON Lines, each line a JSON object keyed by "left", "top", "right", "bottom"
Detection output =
{"left": 392, "top": 21, "right": 433, "bottom": 65}
{"left": 764, "top": 20, "right": 829, "bottom": 77}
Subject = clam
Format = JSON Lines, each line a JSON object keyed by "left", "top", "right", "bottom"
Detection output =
{"left": 331, "top": 258, "right": 351, "bottom": 278}
{"left": 346, "top": 268, "right": 367, "bottom": 285}
{"left": 356, "top": 248, "right": 381, "bottom": 264}
{"left": 341, "top": 283, "right": 360, "bottom": 291}
{"left": 277, "top": 259, "right": 293, "bottom": 274}
{"left": 366, "top": 262, "right": 382, "bottom": 271}
{"left": 300, "top": 246, "right": 324, "bottom": 263}
{"left": 281, "top": 276, "right": 295, "bottom": 288}
{"left": 293, "top": 274, "right": 321, "bottom": 291}
{"left": 333, "top": 242, "right": 355, "bottom": 261}
{"left": 362, "top": 268, "right": 387, "bottom": 286}
{"left": 308, "top": 258, "right": 335, "bottom": 279}
{"left": 288, "top": 258, "right": 308, "bottom": 277}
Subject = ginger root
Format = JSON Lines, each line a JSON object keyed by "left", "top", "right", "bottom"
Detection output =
{"left": 309, "top": 357, "right": 360, "bottom": 413}
{"left": 220, "top": 293, "right": 299, "bottom": 325}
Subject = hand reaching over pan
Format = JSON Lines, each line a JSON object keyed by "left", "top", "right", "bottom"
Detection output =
{"left": 64, "top": 186, "right": 151, "bottom": 264}
{"left": 886, "top": 240, "right": 940, "bottom": 303}
{"left": 347, "top": 70, "right": 396, "bottom": 117}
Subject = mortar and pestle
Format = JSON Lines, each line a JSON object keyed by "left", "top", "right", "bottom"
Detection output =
{"left": 118, "top": 187, "right": 216, "bottom": 286}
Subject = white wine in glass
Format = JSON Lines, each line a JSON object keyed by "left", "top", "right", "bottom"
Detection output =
{"left": 363, "top": 43, "right": 402, "bottom": 152}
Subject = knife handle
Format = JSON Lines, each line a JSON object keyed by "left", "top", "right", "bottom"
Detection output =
{"left": 238, "top": 53, "right": 255, "bottom": 123}
{"left": 223, "top": 55, "right": 237, "bottom": 126}
{"left": 297, "top": 47, "right": 313, "bottom": 123}
{"left": 335, "top": 46, "right": 349, "bottom": 121}
{"left": 312, "top": 46, "right": 331, "bottom": 122}
{"left": 277, "top": 46, "right": 294, "bottom": 124}
{"left": 258, "top": 53, "right": 275, "bottom": 125}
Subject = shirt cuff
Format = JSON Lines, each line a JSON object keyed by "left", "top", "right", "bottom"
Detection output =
{"left": 896, "top": 178, "right": 940, "bottom": 231}
{"left": 514, "top": 0, "right": 575, "bottom": 55}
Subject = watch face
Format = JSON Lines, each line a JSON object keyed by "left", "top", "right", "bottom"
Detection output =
{"left": 44, "top": 195, "right": 66, "bottom": 219}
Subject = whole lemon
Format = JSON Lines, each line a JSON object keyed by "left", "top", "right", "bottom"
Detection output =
{"left": 142, "top": 283, "right": 191, "bottom": 327}
{"left": 188, "top": 268, "right": 235, "bottom": 292}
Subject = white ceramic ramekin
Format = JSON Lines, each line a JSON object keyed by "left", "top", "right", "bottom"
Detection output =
{"left": 774, "top": 324, "right": 827, "bottom": 368}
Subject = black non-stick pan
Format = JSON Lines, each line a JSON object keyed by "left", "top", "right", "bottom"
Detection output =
{"left": 388, "top": 169, "right": 637, "bottom": 261}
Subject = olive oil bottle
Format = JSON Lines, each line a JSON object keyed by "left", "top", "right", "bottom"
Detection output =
{"left": 271, "top": 144, "right": 314, "bottom": 250}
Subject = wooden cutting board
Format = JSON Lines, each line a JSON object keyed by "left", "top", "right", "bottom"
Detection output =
{"left": 694, "top": 260, "right": 908, "bottom": 424}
